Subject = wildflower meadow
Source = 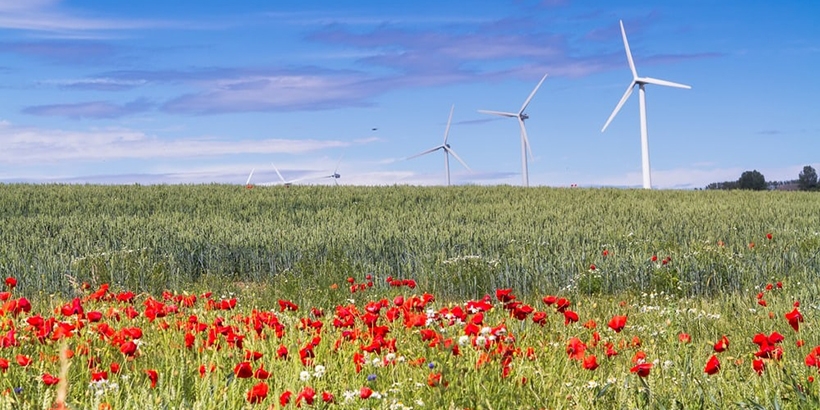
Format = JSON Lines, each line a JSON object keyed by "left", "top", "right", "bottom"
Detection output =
{"left": 1, "top": 184, "right": 820, "bottom": 409}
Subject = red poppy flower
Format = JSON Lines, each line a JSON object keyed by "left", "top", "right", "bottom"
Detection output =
{"left": 120, "top": 341, "right": 138, "bottom": 357}
{"left": 532, "top": 311, "right": 548, "bottom": 326}
{"left": 427, "top": 372, "right": 443, "bottom": 387}
{"left": 296, "top": 386, "right": 316, "bottom": 406}
{"left": 766, "top": 233, "right": 773, "bottom": 240}
{"left": 678, "top": 333, "right": 691, "bottom": 344}
{"left": 15, "top": 354, "right": 31, "bottom": 367}
{"left": 805, "top": 347, "right": 820, "bottom": 368}
{"left": 234, "top": 361, "right": 253, "bottom": 378}
{"left": 555, "top": 298, "right": 571, "bottom": 312}
{"left": 704, "top": 355, "right": 720, "bottom": 375}
{"left": 563, "top": 310, "right": 579, "bottom": 325}
{"left": 4, "top": 277, "right": 16, "bottom": 289}
{"left": 360, "top": 386, "right": 373, "bottom": 399}
{"left": 276, "top": 345, "right": 288, "bottom": 360}
{"left": 254, "top": 364, "right": 270, "bottom": 380}
{"left": 279, "top": 391, "right": 292, "bottom": 407}
{"left": 753, "top": 358, "right": 765, "bottom": 375}
{"left": 608, "top": 315, "right": 627, "bottom": 333}
{"left": 582, "top": 354, "right": 599, "bottom": 371}
{"left": 713, "top": 335, "right": 729, "bottom": 353}
{"left": 145, "top": 369, "right": 158, "bottom": 388}
{"left": 630, "top": 362, "right": 652, "bottom": 377}
{"left": 786, "top": 308, "right": 804, "bottom": 332}
{"left": 91, "top": 370, "right": 108, "bottom": 381}
{"left": 42, "top": 373, "right": 60, "bottom": 385}
{"left": 321, "top": 391, "right": 335, "bottom": 403}
{"left": 566, "top": 337, "right": 586, "bottom": 361}
{"left": 0, "top": 357, "right": 7, "bottom": 372}
{"left": 495, "top": 288, "right": 515, "bottom": 303}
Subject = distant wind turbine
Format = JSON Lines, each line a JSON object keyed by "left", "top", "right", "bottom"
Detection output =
{"left": 478, "top": 73, "right": 548, "bottom": 187}
{"left": 601, "top": 20, "right": 691, "bottom": 189}
{"left": 407, "top": 105, "right": 471, "bottom": 186}
{"left": 320, "top": 155, "right": 344, "bottom": 185}
{"left": 245, "top": 168, "right": 255, "bottom": 188}
{"left": 246, "top": 163, "right": 309, "bottom": 187}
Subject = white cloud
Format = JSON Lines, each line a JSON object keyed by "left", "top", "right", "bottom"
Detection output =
{"left": 0, "top": 122, "right": 352, "bottom": 163}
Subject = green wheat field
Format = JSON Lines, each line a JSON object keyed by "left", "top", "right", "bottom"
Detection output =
{"left": 1, "top": 184, "right": 819, "bottom": 409}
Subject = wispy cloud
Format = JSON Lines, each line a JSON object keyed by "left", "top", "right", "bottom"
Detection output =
{"left": 23, "top": 98, "right": 153, "bottom": 119}
{"left": 0, "top": 1, "right": 171, "bottom": 36}
{"left": 0, "top": 122, "right": 359, "bottom": 163}
{"left": 40, "top": 77, "right": 150, "bottom": 91}
{"left": 0, "top": 40, "right": 119, "bottom": 64}
{"left": 307, "top": 23, "right": 618, "bottom": 82}
{"left": 162, "top": 71, "right": 378, "bottom": 115}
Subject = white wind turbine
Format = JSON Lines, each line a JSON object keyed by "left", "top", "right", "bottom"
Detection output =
{"left": 407, "top": 105, "right": 471, "bottom": 186}
{"left": 601, "top": 20, "right": 691, "bottom": 189}
{"left": 478, "top": 73, "right": 548, "bottom": 187}
{"left": 320, "top": 155, "right": 344, "bottom": 185}
{"left": 246, "top": 163, "right": 308, "bottom": 187}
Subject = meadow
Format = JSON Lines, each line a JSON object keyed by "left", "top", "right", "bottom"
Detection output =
{"left": 0, "top": 184, "right": 819, "bottom": 409}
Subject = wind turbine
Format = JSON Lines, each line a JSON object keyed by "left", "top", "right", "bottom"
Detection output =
{"left": 320, "top": 155, "right": 344, "bottom": 185}
{"left": 407, "top": 105, "right": 471, "bottom": 186}
{"left": 478, "top": 73, "right": 548, "bottom": 187}
{"left": 245, "top": 168, "right": 255, "bottom": 188}
{"left": 601, "top": 20, "right": 691, "bottom": 189}
{"left": 246, "top": 163, "right": 308, "bottom": 187}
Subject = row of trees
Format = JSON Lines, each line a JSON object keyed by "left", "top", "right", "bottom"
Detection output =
{"left": 705, "top": 165, "right": 818, "bottom": 191}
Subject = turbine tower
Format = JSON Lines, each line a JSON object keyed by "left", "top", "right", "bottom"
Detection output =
{"left": 408, "top": 105, "right": 471, "bottom": 186}
{"left": 478, "top": 73, "right": 548, "bottom": 187}
{"left": 601, "top": 20, "right": 691, "bottom": 189}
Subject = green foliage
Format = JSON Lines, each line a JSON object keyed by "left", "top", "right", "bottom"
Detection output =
{"left": 738, "top": 170, "right": 767, "bottom": 191}
{"left": 798, "top": 165, "right": 818, "bottom": 191}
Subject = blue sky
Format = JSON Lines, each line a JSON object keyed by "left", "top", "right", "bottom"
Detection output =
{"left": 0, "top": 1, "right": 817, "bottom": 188}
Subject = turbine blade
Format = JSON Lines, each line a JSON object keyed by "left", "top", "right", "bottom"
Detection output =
{"left": 620, "top": 20, "right": 638, "bottom": 79}
{"left": 271, "top": 163, "right": 286, "bottom": 183}
{"left": 333, "top": 154, "right": 344, "bottom": 173}
{"left": 478, "top": 109, "right": 518, "bottom": 118}
{"left": 245, "top": 168, "right": 255, "bottom": 185}
{"left": 519, "top": 73, "right": 548, "bottom": 114}
{"left": 443, "top": 104, "right": 454, "bottom": 144}
{"left": 445, "top": 147, "right": 472, "bottom": 172}
{"left": 518, "top": 118, "right": 534, "bottom": 160}
{"left": 602, "top": 82, "right": 636, "bottom": 132}
{"left": 640, "top": 77, "right": 692, "bottom": 89}
{"left": 407, "top": 146, "right": 442, "bottom": 160}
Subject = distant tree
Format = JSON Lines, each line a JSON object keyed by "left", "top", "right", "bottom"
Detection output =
{"left": 737, "top": 170, "right": 767, "bottom": 191}
{"left": 705, "top": 181, "right": 738, "bottom": 190}
{"left": 798, "top": 165, "right": 818, "bottom": 191}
